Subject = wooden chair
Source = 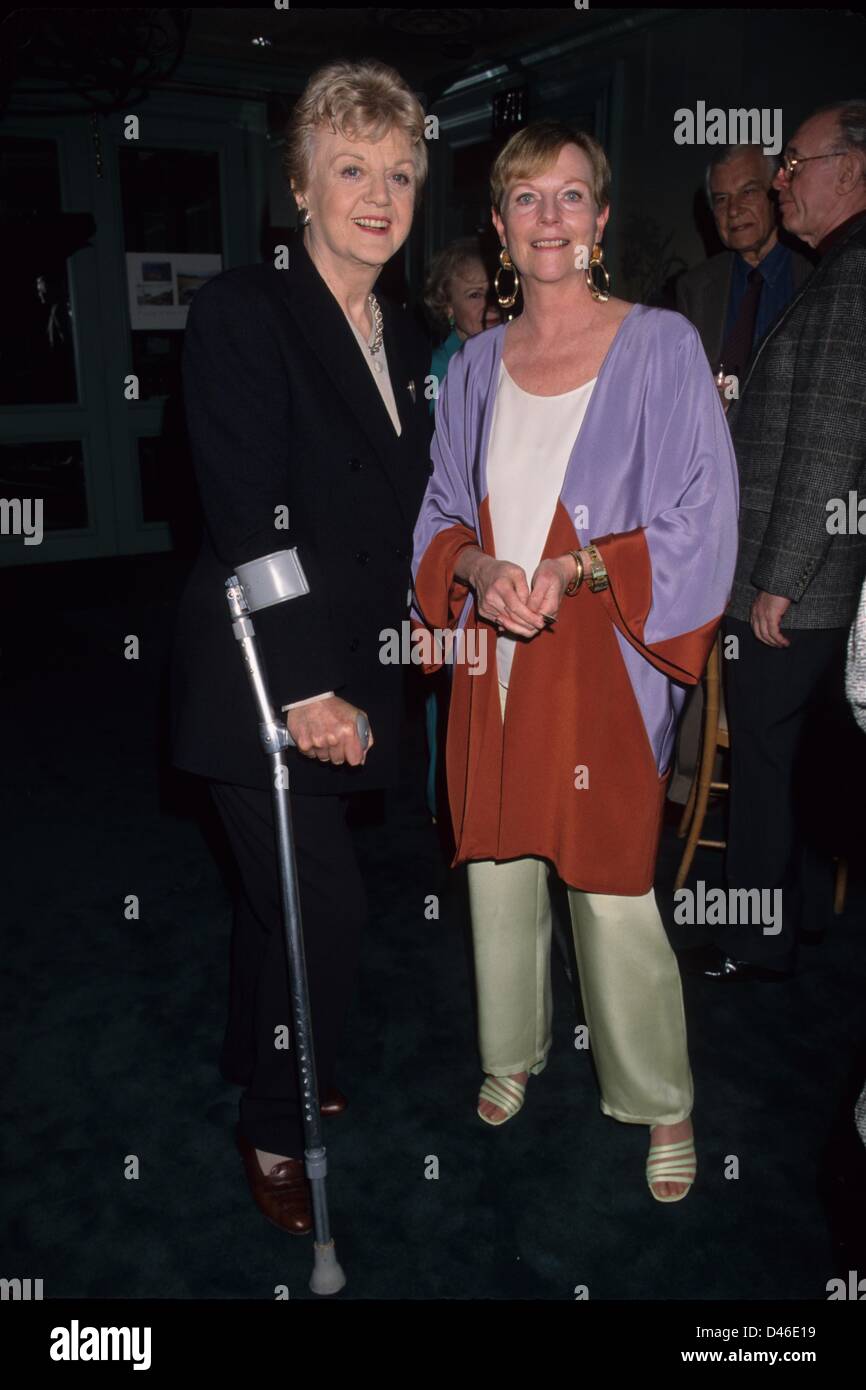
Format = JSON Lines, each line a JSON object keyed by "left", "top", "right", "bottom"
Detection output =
{"left": 674, "top": 635, "right": 727, "bottom": 891}
{"left": 673, "top": 634, "right": 848, "bottom": 911}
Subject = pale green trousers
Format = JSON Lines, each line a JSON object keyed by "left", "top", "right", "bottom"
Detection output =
{"left": 466, "top": 684, "right": 693, "bottom": 1127}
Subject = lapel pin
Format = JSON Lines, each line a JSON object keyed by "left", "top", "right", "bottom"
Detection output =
{"left": 407, "top": 379, "right": 416, "bottom": 404}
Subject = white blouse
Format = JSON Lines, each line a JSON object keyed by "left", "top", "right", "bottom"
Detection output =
{"left": 486, "top": 361, "right": 596, "bottom": 689}
{"left": 344, "top": 309, "right": 402, "bottom": 436}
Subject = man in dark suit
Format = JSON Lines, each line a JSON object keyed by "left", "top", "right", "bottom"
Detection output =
{"left": 169, "top": 66, "right": 433, "bottom": 1233}
{"left": 682, "top": 100, "right": 866, "bottom": 979}
{"left": 669, "top": 143, "right": 814, "bottom": 808}
{"left": 676, "top": 142, "right": 814, "bottom": 380}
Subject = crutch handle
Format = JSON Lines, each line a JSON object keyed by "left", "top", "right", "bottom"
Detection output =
{"left": 283, "top": 710, "right": 371, "bottom": 753}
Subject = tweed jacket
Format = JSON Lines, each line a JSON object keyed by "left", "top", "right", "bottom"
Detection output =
{"left": 726, "top": 213, "right": 866, "bottom": 629}
{"left": 846, "top": 576, "right": 866, "bottom": 734}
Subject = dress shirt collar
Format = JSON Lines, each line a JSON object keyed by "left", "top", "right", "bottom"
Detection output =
{"left": 735, "top": 237, "right": 788, "bottom": 287}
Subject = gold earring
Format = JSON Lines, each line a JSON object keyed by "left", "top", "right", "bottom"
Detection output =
{"left": 298, "top": 206, "right": 311, "bottom": 227}
{"left": 494, "top": 246, "right": 520, "bottom": 308}
{"left": 585, "top": 243, "right": 610, "bottom": 302}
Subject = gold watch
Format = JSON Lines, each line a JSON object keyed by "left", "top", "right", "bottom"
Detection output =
{"left": 585, "top": 543, "right": 609, "bottom": 593}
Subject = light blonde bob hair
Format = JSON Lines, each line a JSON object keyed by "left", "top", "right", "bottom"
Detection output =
{"left": 490, "top": 120, "right": 611, "bottom": 215}
{"left": 283, "top": 59, "right": 428, "bottom": 201}
{"left": 423, "top": 236, "right": 490, "bottom": 330}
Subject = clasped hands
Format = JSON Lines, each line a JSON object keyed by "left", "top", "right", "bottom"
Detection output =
{"left": 284, "top": 546, "right": 595, "bottom": 766}
{"left": 459, "top": 545, "right": 592, "bottom": 637}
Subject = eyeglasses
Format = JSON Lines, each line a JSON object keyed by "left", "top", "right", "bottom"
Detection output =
{"left": 779, "top": 151, "right": 847, "bottom": 180}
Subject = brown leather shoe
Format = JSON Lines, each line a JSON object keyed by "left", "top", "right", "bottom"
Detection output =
{"left": 236, "top": 1130, "right": 312, "bottom": 1236}
{"left": 320, "top": 1086, "right": 348, "bottom": 1117}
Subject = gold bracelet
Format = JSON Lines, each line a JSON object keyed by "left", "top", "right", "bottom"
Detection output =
{"left": 565, "top": 550, "right": 584, "bottom": 596}
{"left": 585, "top": 542, "right": 609, "bottom": 594}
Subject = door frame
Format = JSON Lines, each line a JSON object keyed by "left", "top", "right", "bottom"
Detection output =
{"left": 0, "top": 93, "right": 267, "bottom": 567}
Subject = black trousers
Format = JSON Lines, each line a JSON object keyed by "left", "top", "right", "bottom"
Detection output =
{"left": 208, "top": 782, "right": 366, "bottom": 1158}
{"left": 719, "top": 617, "right": 850, "bottom": 969}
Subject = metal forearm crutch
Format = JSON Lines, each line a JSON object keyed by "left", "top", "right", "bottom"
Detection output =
{"left": 225, "top": 548, "right": 368, "bottom": 1296}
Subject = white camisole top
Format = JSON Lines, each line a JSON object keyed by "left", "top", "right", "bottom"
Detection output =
{"left": 486, "top": 360, "right": 597, "bottom": 689}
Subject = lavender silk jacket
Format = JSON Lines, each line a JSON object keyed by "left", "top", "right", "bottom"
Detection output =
{"left": 411, "top": 305, "right": 740, "bottom": 890}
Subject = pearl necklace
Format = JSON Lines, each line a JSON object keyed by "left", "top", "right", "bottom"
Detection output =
{"left": 367, "top": 293, "right": 384, "bottom": 371}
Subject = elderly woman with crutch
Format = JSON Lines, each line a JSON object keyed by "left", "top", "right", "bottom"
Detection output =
{"left": 170, "top": 59, "right": 432, "bottom": 1237}
{"left": 412, "top": 120, "right": 739, "bottom": 1201}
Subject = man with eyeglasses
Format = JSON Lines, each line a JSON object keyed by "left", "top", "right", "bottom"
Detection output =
{"left": 681, "top": 100, "right": 866, "bottom": 982}
{"left": 668, "top": 144, "right": 812, "bottom": 809}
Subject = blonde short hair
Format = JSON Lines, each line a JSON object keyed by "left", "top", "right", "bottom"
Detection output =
{"left": 283, "top": 59, "right": 428, "bottom": 201}
{"left": 423, "top": 237, "right": 489, "bottom": 329}
{"left": 490, "top": 120, "right": 611, "bottom": 215}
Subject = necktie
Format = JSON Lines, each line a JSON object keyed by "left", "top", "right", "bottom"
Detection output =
{"left": 719, "top": 266, "right": 764, "bottom": 382}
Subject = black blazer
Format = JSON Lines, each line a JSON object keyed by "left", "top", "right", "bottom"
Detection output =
{"left": 169, "top": 232, "right": 433, "bottom": 794}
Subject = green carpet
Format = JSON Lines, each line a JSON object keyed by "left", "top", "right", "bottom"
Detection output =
{"left": 3, "top": 555, "right": 865, "bottom": 1300}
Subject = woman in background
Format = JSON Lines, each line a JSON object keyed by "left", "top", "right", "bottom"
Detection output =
{"left": 424, "top": 236, "right": 501, "bottom": 413}
{"left": 420, "top": 239, "right": 500, "bottom": 820}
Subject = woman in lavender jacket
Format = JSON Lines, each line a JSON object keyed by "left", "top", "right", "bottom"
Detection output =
{"left": 411, "top": 121, "right": 739, "bottom": 1201}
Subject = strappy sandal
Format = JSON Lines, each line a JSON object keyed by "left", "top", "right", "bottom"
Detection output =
{"left": 646, "top": 1129, "right": 697, "bottom": 1202}
{"left": 477, "top": 1074, "right": 527, "bottom": 1126}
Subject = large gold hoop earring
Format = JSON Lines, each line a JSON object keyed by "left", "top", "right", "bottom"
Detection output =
{"left": 585, "top": 243, "right": 610, "bottom": 302}
{"left": 494, "top": 247, "right": 520, "bottom": 308}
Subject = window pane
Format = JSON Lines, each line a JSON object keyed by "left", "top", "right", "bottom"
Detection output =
{"left": 118, "top": 148, "right": 222, "bottom": 253}
{"left": 118, "top": 147, "right": 222, "bottom": 401}
{"left": 0, "top": 136, "right": 81, "bottom": 405}
{"left": 0, "top": 440, "right": 88, "bottom": 541}
{"left": 452, "top": 139, "right": 499, "bottom": 235}
{"left": 131, "top": 332, "right": 183, "bottom": 402}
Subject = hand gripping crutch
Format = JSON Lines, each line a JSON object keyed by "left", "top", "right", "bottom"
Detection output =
{"left": 225, "top": 548, "right": 368, "bottom": 1296}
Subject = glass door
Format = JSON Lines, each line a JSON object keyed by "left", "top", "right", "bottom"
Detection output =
{"left": 96, "top": 103, "right": 260, "bottom": 559}
{"left": 0, "top": 121, "right": 117, "bottom": 564}
{"left": 0, "top": 95, "right": 264, "bottom": 566}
